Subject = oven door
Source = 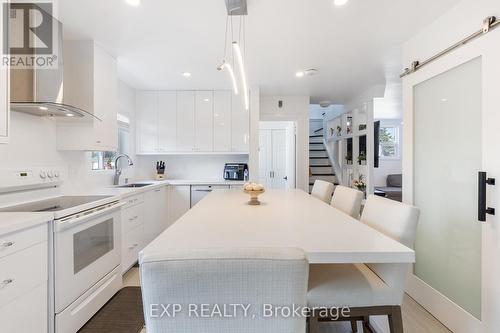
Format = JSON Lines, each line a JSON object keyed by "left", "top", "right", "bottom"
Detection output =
{"left": 54, "top": 202, "right": 123, "bottom": 313}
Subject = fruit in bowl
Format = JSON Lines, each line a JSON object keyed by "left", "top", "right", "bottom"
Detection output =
{"left": 243, "top": 182, "right": 265, "bottom": 205}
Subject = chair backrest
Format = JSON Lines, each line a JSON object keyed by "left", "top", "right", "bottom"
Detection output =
{"left": 387, "top": 174, "right": 402, "bottom": 188}
{"left": 140, "top": 248, "right": 309, "bottom": 333}
{"left": 361, "top": 195, "right": 420, "bottom": 304}
{"left": 330, "top": 186, "right": 364, "bottom": 218}
{"left": 311, "top": 180, "right": 334, "bottom": 204}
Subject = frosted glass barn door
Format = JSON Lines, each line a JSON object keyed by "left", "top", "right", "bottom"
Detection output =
{"left": 413, "top": 57, "right": 482, "bottom": 322}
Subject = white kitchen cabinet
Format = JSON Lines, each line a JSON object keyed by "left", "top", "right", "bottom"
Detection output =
{"left": 137, "top": 91, "right": 158, "bottom": 154}
{"left": 135, "top": 90, "right": 250, "bottom": 154}
{"left": 57, "top": 41, "right": 118, "bottom": 151}
{"left": 231, "top": 93, "right": 250, "bottom": 152}
{"left": 213, "top": 91, "right": 232, "bottom": 152}
{"left": 168, "top": 185, "right": 191, "bottom": 223}
{"left": 143, "top": 186, "right": 169, "bottom": 244}
{"left": 176, "top": 91, "right": 196, "bottom": 152}
{"left": 0, "top": 2, "right": 8, "bottom": 144}
{"left": 158, "top": 91, "right": 177, "bottom": 152}
{"left": 195, "top": 91, "right": 214, "bottom": 152}
{"left": 0, "top": 224, "right": 48, "bottom": 333}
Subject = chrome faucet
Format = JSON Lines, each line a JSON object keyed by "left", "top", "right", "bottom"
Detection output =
{"left": 113, "top": 154, "right": 134, "bottom": 185}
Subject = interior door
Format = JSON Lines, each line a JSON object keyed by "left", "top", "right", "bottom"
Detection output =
{"left": 403, "top": 32, "right": 500, "bottom": 333}
{"left": 271, "top": 129, "right": 288, "bottom": 189}
{"left": 258, "top": 129, "right": 273, "bottom": 187}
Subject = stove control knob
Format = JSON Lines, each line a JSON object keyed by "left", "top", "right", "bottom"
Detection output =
{"left": 47, "top": 171, "right": 54, "bottom": 179}
{"left": 54, "top": 171, "right": 60, "bottom": 178}
{"left": 39, "top": 171, "right": 47, "bottom": 179}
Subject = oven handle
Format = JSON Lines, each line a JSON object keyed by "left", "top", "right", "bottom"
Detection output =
{"left": 55, "top": 202, "right": 125, "bottom": 232}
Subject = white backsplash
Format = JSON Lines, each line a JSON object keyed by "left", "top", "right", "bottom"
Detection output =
{"left": 135, "top": 154, "right": 249, "bottom": 181}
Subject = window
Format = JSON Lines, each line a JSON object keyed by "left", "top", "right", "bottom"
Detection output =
{"left": 92, "top": 114, "right": 131, "bottom": 170}
{"left": 379, "top": 126, "right": 399, "bottom": 159}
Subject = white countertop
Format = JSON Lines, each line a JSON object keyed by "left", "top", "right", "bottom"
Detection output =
{"left": 141, "top": 189, "right": 415, "bottom": 265}
{"left": 0, "top": 212, "right": 53, "bottom": 236}
{"left": 0, "top": 179, "right": 244, "bottom": 234}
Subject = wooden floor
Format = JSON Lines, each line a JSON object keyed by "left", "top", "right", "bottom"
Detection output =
{"left": 123, "top": 268, "right": 452, "bottom": 333}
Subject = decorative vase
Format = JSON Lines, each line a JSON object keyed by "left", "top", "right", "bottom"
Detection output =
{"left": 244, "top": 189, "right": 265, "bottom": 205}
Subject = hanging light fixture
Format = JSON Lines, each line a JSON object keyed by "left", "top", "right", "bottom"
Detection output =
{"left": 233, "top": 41, "right": 249, "bottom": 110}
{"left": 218, "top": 1, "right": 249, "bottom": 110}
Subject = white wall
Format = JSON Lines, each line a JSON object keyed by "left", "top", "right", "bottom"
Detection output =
{"left": 0, "top": 80, "right": 137, "bottom": 192}
{"left": 260, "top": 95, "right": 310, "bottom": 192}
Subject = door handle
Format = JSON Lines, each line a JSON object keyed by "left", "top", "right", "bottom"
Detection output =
{"left": 283, "top": 176, "right": 288, "bottom": 181}
{"left": 478, "top": 171, "right": 495, "bottom": 222}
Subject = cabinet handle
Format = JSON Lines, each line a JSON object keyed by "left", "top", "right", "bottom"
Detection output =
{"left": 1, "top": 241, "right": 14, "bottom": 248}
{"left": 1, "top": 279, "right": 14, "bottom": 287}
{"left": 128, "top": 244, "right": 139, "bottom": 250}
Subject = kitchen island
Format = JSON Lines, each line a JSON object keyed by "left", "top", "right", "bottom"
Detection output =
{"left": 140, "top": 189, "right": 415, "bottom": 265}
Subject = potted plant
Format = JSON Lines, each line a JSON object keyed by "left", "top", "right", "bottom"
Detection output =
{"left": 359, "top": 124, "right": 367, "bottom": 131}
{"left": 345, "top": 153, "right": 353, "bottom": 165}
{"left": 336, "top": 126, "right": 342, "bottom": 136}
{"left": 358, "top": 152, "right": 367, "bottom": 165}
{"left": 353, "top": 175, "right": 366, "bottom": 192}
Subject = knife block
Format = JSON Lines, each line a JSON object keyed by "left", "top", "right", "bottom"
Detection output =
{"left": 155, "top": 173, "right": 165, "bottom": 181}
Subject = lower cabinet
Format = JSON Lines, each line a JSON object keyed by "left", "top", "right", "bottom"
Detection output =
{"left": 143, "top": 186, "right": 169, "bottom": 244}
{"left": 0, "top": 224, "right": 48, "bottom": 333}
{"left": 121, "top": 186, "right": 169, "bottom": 274}
{"left": 168, "top": 185, "right": 191, "bottom": 223}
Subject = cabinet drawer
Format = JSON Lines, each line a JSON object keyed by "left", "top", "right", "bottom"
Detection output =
{"left": 121, "top": 203, "right": 143, "bottom": 234}
{"left": 0, "top": 241, "right": 48, "bottom": 308}
{"left": 0, "top": 223, "right": 48, "bottom": 259}
{"left": 122, "top": 224, "right": 143, "bottom": 274}
{"left": 0, "top": 283, "right": 47, "bottom": 333}
{"left": 122, "top": 194, "right": 144, "bottom": 209}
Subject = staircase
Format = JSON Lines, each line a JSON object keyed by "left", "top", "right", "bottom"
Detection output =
{"left": 309, "top": 129, "right": 338, "bottom": 193}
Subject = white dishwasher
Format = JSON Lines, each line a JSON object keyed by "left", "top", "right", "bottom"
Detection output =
{"left": 191, "top": 185, "right": 229, "bottom": 207}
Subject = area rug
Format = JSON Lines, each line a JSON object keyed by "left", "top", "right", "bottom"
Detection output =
{"left": 78, "top": 287, "right": 144, "bottom": 333}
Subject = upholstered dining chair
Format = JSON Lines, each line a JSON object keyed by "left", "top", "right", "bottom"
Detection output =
{"left": 308, "top": 195, "right": 420, "bottom": 333}
{"left": 330, "top": 185, "right": 364, "bottom": 218}
{"left": 311, "top": 180, "right": 335, "bottom": 204}
{"left": 140, "top": 248, "right": 309, "bottom": 333}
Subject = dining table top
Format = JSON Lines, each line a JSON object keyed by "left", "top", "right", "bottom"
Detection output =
{"left": 140, "top": 189, "right": 415, "bottom": 265}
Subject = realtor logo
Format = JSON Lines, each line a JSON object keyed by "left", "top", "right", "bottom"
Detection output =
{"left": 2, "top": 2, "right": 58, "bottom": 69}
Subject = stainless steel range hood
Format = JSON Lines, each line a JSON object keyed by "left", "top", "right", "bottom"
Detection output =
{"left": 10, "top": 19, "right": 99, "bottom": 120}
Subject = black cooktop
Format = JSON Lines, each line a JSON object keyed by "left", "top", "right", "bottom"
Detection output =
{"left": 0, "top": 196, "right": 112, "bottom": 213}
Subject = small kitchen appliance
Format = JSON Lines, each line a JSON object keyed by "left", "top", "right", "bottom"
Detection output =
{"left": 223, "top": 163, "right": 248, "bottom": 181}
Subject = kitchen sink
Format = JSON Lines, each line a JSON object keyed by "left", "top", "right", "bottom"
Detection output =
{"left": 117, "top": 183, "right": 154, "bottom": 188}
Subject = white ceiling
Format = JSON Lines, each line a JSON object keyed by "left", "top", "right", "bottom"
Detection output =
{"left": 57, "top": 0, "right": 459, "bottom": 104}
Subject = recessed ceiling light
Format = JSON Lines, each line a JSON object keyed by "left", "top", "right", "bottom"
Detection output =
{"left": 182, "top": 72, "right": 192, "bottom": 78}
{"left": 334, "top": 0, "right": 349, "bottom": 6}
{"left": 125, "top": 0, "right": 141, "bottom": 6}
{"left": 39, "top": 106, "right": 48, "bottom": 111}
{"left": 66, "top": 113, "right": 75, "bottom": 117}
{"left": 296, "top": 71, "right": 305, "bottom": 78}
{"left": 203, "top": 98, "right": 210, "bottom": 102}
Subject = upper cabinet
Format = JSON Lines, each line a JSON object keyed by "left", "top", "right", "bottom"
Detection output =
{"left": 136, "top": 90, "right": 249, "bottom": 154}
{"left": 56, "top": 41, "right": 118, "bottom": 151}
{"left": 231, "top": 93, "right": 250, "bottom": 152}
{"left": 0, "top": 4, "right": 9, "bottom": 144}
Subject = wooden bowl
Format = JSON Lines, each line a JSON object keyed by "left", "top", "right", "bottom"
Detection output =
{"left": 243, "top": 189, "right": 265, "bottom": 205}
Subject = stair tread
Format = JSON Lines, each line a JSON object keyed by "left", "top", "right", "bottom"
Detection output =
{"left": 310, "top": 149, "right": 326, "bottom": 151}
{"left": 309, "top": 157, "right": 329, "bottom": 159}
{"left": 310, "top": 165, "right": 333, "bottom": 168}
{"left": 309, "top": 135, "right": 323, "bottom": 138}
{"left": 311, "top": 173, "right": 336, "bottom": 176}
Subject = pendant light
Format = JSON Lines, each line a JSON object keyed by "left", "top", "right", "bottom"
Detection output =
{"left": 218, "top": 11, "right": 249, "bottom": 110}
